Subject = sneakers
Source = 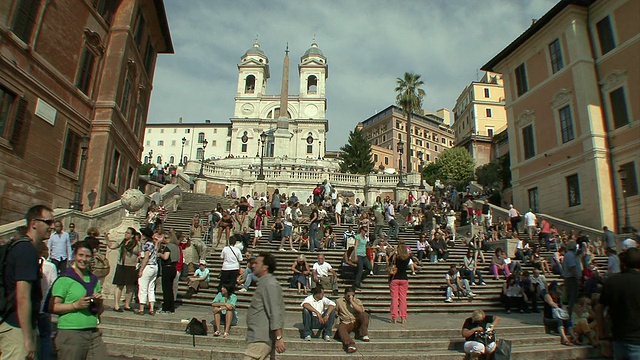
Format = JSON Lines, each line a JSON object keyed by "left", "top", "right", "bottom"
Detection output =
{"left": 471, "top": 282, "right": 476, "bottom": 287}
{"left": 291, "top": 248, "right": 298, "bottom": 252}
{"left": 347, "top": 346, "right": 358, "bottom": 353}
{"left": 361, "top": 335, "right": 370, "bottom": 342}
{"left": 445, "top": 298, "right": 453, "bottom": 303}
{"left": 304, "top": 335, "right": 311, "bottom": 341}
{"left": 468, "top": 292, "right": 476, "bottom": 297}
{"left": 238, "top": 288, "right": 248, "bottom": 293}
{"left": 480, "top": 282, "right": 487, "bottom": 286}
{"left": 324, "top": 335, "right": 331, "bottom": 342}
{"left": 279, "top": 248, "right": 286, "bottom": 252}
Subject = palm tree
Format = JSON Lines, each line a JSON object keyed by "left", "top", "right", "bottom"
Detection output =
{"left": 395, "top": 72, "right": 426, "bottom": 174}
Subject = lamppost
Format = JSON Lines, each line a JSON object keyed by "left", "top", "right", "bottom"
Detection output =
{"left": 198, "top": 139, "right": 208, "bottom": 178}
{"left": 318, "top": 140, "right": 322, "bottom": 159}
{"left": 619, "top": 167, "right": 633, "bottom": 233}
{"left": 148, "top": 150, "right": 153, "bottom": 164}
{"left": 397, "top": 139, "right": 405, "bottom": 187}
{"left": 69, "top": 135, "right": 90, "bottom": 211}
{"left": 179, "top": 137, "right": 186, "bottom": 166}
{"left": 257, "top": 131, "right": 267, "bottom": 180}
{"left": 417, "top": 150, "right": 425, "bottom": 189}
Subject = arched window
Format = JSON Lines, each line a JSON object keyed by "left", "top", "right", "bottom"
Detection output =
{"left": 196, "top": 148, "right": 204, "bottom": 160}
{"left": 307, "top": 75, "right": 318, "bottom": 94}
{"left": 245, "top": 75, "right": 256, "bottom": 93}
{"left": 144, "top": 156, "right": 149, "bottom": 164}
{"left": 156, "top": 156, "right": 162, "bottom": 164}
{"left": 266, "top": 107, "right": 291, "bottom": 119}
{"left": 198, "top": 132, "right": 205, "bottom": 143}
{"left": 169, "top": 156, "right": 175, "bottom": 164}
{"left": 183, "top": 156, "right": 188, "bottom": 164}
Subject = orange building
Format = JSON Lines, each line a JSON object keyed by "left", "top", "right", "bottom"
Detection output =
{"left": 482, "top": 0, "right": 638, "bottom": 231}
{"left": 0, "top": 0, "right": 173, "bottom": 222}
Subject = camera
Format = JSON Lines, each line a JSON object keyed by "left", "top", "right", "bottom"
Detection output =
{"left": 88, "top": 298, "right": 98, "bottom": 315}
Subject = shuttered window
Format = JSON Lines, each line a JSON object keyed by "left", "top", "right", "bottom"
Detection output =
{"left": 61, "top": 129, "right": 81, "bottom": 172}
{"left": 11, "top": 0, "right": 39, "bottom": 43}
{"left": 76, "top": 48, "right": 96, "bottom": 95}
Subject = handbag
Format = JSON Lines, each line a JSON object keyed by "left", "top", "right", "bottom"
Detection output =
{"left": 473, "top": 330, "right": 496, "bottom": 345}
{"left": 388, "top": 254, "right": 398, "bottom": 276}
{"left": 349, "top": 248, "right": 358, "bottom": 263}
{"left": 493, "top": 339, "right": 512, "bottom": 360}
{"left": 552, "top": 307, "right": 570, "bottom": 320}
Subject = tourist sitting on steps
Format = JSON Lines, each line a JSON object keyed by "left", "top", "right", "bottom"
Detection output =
{"left": 312, "top": 254, "right": 339, "bottom": 295}
{"left": 445, "top": 264, "right": 475, "bottom": 303}
{"left": 211, "top": 284, "right": 238, "bottom": 338}
{"left": 237, "top": 257, "right": 257, "bottom": 293}
{"left": 301, "top": 285, "right": 336, "bottom": 342}
{"left": 184, "top": 259, "right": 210, "bottom": 298}
{"left": 291, "top": 254, "right": 311, "bottom": 295}
{"left": 491, "top": 248, "right": 511, "bottom": 280}
{"left": 461, "top": 309, "right": 500, "bottom": 360}
{"left": 335, "top": 287, "right": 370, "bottom": 353}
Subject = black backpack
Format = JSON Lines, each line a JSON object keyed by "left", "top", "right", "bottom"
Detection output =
{"left": 185, "top": 317, "right": 207, "bottom": 336}
{"left": 0, "top": 237, "right": 32, "bottom": 323}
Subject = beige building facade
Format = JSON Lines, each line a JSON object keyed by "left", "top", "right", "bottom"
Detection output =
{"left": 482, "top": 0, "right": 639, "bottom": 231}
{"left": 453, "top": 72, "right": 508, "bottom": 168}
{"left": 359, "top": 105, "right": 455, "bottom": 173}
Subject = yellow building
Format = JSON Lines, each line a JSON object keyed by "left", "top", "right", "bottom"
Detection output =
{"left": 453, "top": 72, "right": 508, "bottom": 168}
{"left": 482, "top": 0, "right": 639, "bottom": 231}
{"left": 359, "top": 105, "right": 454, "bottom": 173}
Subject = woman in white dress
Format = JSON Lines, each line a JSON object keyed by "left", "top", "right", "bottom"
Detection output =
{"left": 334, "top": 197, "right": 343, "bottom": 226}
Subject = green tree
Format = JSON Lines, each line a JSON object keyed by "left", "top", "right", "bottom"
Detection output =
{"left": 395, "top": 72, "right": 426, "bottom": 173}
{"left": 422, "top": 147, "right": 475, "bottom": 189}
{"left": 475, "top": 162, "right": 501, "bottom": 188}
{"left": 339, "top": 128, "right": 375, "bottom": 175}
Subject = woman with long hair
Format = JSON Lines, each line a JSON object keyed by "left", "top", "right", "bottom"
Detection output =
{"left": 291, "top": 254, "right": 311, "bottom": 294}
{"left": 215, "top": 210, "right": 234, "bottom": 248}
{"left": 190, "top": 214, "right": 204, "bottom": 239}
{"left": 51, "top": 241, "right": 107, "bottom": 358}
{"left": 135, "top": 227, "right": 158, "bottom": 315}
{"left": 107, "top": 227, "right": 140, "bottom": 312}
{"left": 211, "top": 284, "right": 238, "bottom": 338}
{"left": 389, "top": 240, "right": 411, "bottom": 324}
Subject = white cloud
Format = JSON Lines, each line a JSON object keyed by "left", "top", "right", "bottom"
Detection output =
{"left": 149, "top": 0, "right": 559, "bottom": 148}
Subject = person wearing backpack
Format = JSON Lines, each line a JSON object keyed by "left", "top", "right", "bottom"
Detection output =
{"left": 0, "top": 205, "right": 54, "bottom": 360}
{"left": 50, "top": 241, "right": 107, "bottom": 358}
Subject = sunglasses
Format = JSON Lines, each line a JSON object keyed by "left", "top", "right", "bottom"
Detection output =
{"left": 35, "top": 219, "right": 55, "bottom": 226}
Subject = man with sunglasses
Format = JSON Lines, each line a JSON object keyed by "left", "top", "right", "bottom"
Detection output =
{"left": 0, "top": 205, "right": 54, "bottom": 360}
{"left": 48, "top": 220, "right": 72, "bottom": 273}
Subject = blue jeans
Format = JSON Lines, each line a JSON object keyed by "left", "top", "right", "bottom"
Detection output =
{"left": 613, "top": 341, "right": 640, "bottom": 360}
{"left": 354, "top": 255, "right": 372, "bottom": 288}
{"left": 302, "top": 308, "right": 336, "bottom": 338}
{"left": 243, "top": 273, "right": 258, "bottom": 290}
{"left": 387, "top": 219, "right": 398, "bottom": 239}
{"left": 38, "top": 312, "right": 53, "bottom": 360}
{"left": 310, "top": 223, "right": 320, "bottom": 251}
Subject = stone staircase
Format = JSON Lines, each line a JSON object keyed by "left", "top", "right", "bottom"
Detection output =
{"left": 101, "top": 196, "right": 607, "bottom": 359}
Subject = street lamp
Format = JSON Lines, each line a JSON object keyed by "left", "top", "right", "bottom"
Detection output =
{"left": 618, "top": 167, "right": 632, "bottom": 233}
{"left": 417, "top": 150, "right": 425, "bottom": 189}
{"left": 148, "top": 150, "right": 153, "bottom": 164}
{"left": 69, "top": 135, "right": 90, "bottom": 211}
{"left": 397, "top": 139, "right": 405, "bottom": 187}
{"left": 198, "top": 139, "right": 208, "bottom": 178}
{"left": 318, "top": 140, "right": 322, "bottom": 159}
{"left": 257, "top": 131, "right": 267, "bottom": 180}
{"left": 179, "top": 137, "right": 187, "bottom": 166}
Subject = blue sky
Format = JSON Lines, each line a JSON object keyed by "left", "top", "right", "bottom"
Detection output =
{"left": 148, "top": 0, "right": 558, "bottom": 150}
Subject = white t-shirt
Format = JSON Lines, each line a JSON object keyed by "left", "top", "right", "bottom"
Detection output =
{"left": 40, "top": 258, "right": 58, "bottom": 313}
{"left": 284, "top": 207, "right": 293, "bottom": 226}
{"left": 220, "top": 246, "right": 243, "bottom": 270}
{"left": 445, "top": 271, "right": 460, "bottom": 282}
{"left": 301, "top": 295, "right": 336, "bottom": 316}
{"left": 313, "top": 262, "right": 333, "bottom": 277}
{"left": 524, "top": 212, "right": 537, "bottom": 226}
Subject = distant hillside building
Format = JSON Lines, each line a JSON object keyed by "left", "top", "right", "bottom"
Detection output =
{"left": 359, "top": 105, "right": 455, "bottom": 173}
{"left": 0, "top": 0, "right": 172, "bottom": 222}
{"left": 452, "top": 72, "right": 507, "bottom": 168}
{"left": 482, "top": 0, "right": 639, "bottom": 231}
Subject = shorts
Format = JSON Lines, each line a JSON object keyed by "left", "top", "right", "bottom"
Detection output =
{"left": 254, "top": 230, "right": 263, "bottom": 238}
{"left": 283, "top": 224, "right": 293, "bottom": 237}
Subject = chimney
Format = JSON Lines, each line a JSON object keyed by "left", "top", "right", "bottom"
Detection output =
{"left": 179, "top": 117, "right": 183, "bottom": 124}
{"left": 205, "top": 119, "right": 211, "bottom": 124}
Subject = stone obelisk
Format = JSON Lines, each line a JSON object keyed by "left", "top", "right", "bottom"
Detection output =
{"left": 273, "top": 44, "right": 292, "bottom": 158}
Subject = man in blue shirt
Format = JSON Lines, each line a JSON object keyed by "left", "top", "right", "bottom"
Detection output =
{"left": 562, "top": 241, "right": 581, "bottom": 316}
{"left": 48, "top": 220, "right": 72, "bottom": 273}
